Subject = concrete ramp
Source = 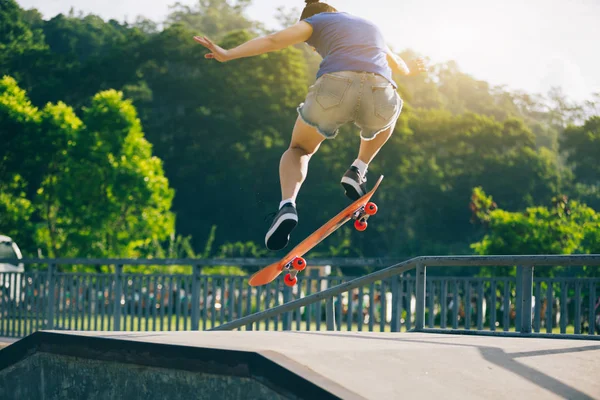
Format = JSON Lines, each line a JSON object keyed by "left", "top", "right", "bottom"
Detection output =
{"left": 1, "top": 330, "right": 599, "bottom": 399}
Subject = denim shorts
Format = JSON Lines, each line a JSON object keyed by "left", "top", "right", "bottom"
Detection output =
{"left": 297, "top": 71, "right": 403, "bottom": 140}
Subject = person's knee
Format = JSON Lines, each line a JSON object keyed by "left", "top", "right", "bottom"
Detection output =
{"left": 289, "top": 142, "right": 317, "bottom": 156}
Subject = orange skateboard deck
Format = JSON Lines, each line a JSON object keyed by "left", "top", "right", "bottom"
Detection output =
{"left": 248, "top": 175, "right": 384, "bottom": 287}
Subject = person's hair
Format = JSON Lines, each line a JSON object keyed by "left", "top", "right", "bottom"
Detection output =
{"left": 300, "top": 0, "right": 337, "bottom": 20}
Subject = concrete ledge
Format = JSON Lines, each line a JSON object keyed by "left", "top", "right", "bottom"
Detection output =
{"left": 0, "top": 331, "right": 360, "bottom": 400}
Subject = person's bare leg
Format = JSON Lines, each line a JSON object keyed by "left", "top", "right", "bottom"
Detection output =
{"left": 265, "top": 117, "right": 326, "bottom": 251}
{"left": 341, "top": 123, "right": 396, "bottom": 201}
{"left": 357, "top": 123, "right": 396, "bottom": 164}
{"left": 279, "top": 116, "right": 326, "bottom": 203}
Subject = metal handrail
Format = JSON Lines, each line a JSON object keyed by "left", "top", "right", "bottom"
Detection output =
{"left": 211, "top": 254, "right": 600, "bottom": 332}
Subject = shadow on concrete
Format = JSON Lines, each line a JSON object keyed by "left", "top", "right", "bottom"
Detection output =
{"left": 478, "top": 346, "right": 594, "bottom": 399}
{"left": 510, "top": 344, "right": 600, "bottom": 358}
{"left": 288, "top": 331, "right": 598, "bottom": 400}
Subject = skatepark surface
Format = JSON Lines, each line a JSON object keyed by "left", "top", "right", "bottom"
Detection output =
{"left": 1, "top": 330, "right": 599, "bottom": 399}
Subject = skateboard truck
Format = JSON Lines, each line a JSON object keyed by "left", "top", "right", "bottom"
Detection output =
{"left": 352, "top": 202, "right": 378, "bottom": 231}
{"left": 283, "top": 257, "right": 306, "bottom": 287}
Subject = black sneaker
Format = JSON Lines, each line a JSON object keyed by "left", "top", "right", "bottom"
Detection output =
{"left": 265, "top": 203, "right": 298, "bottom": 251}
{"left": 341, "top": 166, "right": 368, "bottom": 201}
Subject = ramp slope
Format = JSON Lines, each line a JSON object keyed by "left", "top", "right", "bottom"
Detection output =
{"left": 1, "top": 331, "right": 599, "bottom": 399}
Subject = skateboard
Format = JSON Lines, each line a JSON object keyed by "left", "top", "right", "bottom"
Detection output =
{"left": 248, "top": 175, "right": 384, "bottom": 287}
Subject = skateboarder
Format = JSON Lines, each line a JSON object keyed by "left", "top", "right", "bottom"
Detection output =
{"left": 194, "top": 0, "right": 425, "bottom": 251}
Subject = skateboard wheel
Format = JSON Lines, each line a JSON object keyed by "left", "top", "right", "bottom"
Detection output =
{"left": 354, "top": 219, "right": 368, "bottom": 231}
{"left": 292, "top": 257, "right": 306, "bottom": 271}
{"left": 365, "top": 202, "right": 378, "bottom": 216}
{"left": 284, "top": 273, "right": 297, "bottom": 287}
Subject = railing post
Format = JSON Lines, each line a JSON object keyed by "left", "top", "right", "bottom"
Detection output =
{"left": 589, "top": 282, "right": 596, "bottom": 336}
{"left": 113, "top": 264, "right": 123, "bottom": 331}
{"left": 415, "top": 263, "right": 426, "bottom": 331}
{"left": 574, "top": 282, "right": 582, "bottom": 334}
{"left": 283, "top": 287, "right": 292, "bottom": 331}
{"left": 326, "top": 297, "right": 335, "bottom": 331}
{"left": 520, "top": 266, "right": 534, "bottom": 333}
{"left": 391, "top": 275, "right": 400, "bottom": 332}
{"left": 191, "top": 264, "right": 201, "bottom": 331}
{"left": 45, "top": 263, "right": 55, "bottom": 330}
{"left": 515, "top": 266, "right": 522, "bottom": 332}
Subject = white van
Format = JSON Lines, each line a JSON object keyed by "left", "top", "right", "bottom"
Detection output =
{"left": 0, "top": 235, "right": 23, "bottom": 272}
{"left": 0, "top": 235, "right": 24, "bottom": 303}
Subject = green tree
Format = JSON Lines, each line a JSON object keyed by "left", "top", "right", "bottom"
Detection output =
{"left": 0, "top": 75, "right": 40, "bottom": 252}
{"left": 560, "top": 116, "right": 600, "bottom": 210}
{"left": 166, "top": 0, "right": 257, "bottom": 38}
{"left": 561, "top": 116, "right": 600, "bottom": 186}
{"left": 368, "top": 109, "right": 561, "bottom": 256}
{"left": 0, "top": 175, "right": 35, "bottom": 250}
{"left": 0, "top": 10, "right": 48, "bottom": 98}
{"left": 0, "top": 76, "right": 175, "bottom": 265}
{"left": 471, "top": 187, "right": 599, "bottom": 276}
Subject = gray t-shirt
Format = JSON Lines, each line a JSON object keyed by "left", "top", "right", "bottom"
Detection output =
{"left": 303, "top": 12, "right": 395, "bottom": 87}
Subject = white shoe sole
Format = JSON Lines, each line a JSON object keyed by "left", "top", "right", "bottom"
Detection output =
{"left": 265, "top": 213, "right": 298, "bottom": 249}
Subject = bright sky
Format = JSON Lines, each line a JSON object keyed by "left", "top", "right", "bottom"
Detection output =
{"left": 17, "top": 0, "right": 600, "bottom": 102}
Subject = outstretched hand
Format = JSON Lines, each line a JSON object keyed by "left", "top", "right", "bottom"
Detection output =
{"left": 193, "top": 36, "right": 230, "bottom": 62}
{"left": 408, "top": 58, "right": 427, "bottom": 76}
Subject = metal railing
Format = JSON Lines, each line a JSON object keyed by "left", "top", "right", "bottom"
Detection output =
{"left": 212, "top": 255, "right": 600, "bottom": 339}
{"left": 0, "top": 256, "right": 599, "bottom": 339}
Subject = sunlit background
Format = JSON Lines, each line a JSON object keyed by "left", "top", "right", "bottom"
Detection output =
{"left": 18, "top": 0, "right": 600, "bottom": 102}
{"left": 3, "top": 0, "right": 599, "bottom": 342}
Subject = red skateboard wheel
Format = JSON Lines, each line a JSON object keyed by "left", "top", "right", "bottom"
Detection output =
{"left": 365, "top": 202, "right": 378, "bottom": 216}
{"left": 292, "top": 257, "right": 306, "bottom": 271}
{"left": 284, "top": 273, "right": 297, "bottom": 287}
{"left": 354, "top": 219, "right": 367, "bottom": 231}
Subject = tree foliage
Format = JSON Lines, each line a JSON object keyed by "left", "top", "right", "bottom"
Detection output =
{"left": 0, "top": 76, "right": 175, "bottom": 266}
{"left": 471, "top": 188, "right": 599, "bottom": 276}
{"left": 1, "top": 0, "right": 599, "bottom": 276}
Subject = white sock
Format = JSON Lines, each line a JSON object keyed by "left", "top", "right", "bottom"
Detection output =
{"left": 280, "top": 198, "right": 296, "bottom": 209}
{"left": 352, "top": 159, "right": 368, "bottom": 176}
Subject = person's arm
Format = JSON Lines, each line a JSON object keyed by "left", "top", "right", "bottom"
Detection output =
{"left": 386, "top": 47, "right": 426, "bottom": 76}
{"left": 194, "top": 22, "right": 313, "bottom": 62}
{"left": 386, "top": 47, "right": 410, "bottom": 76}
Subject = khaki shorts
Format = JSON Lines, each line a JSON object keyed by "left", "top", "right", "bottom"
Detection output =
{"left": 297, "top": 71, "right": 403, "bottom": 140}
